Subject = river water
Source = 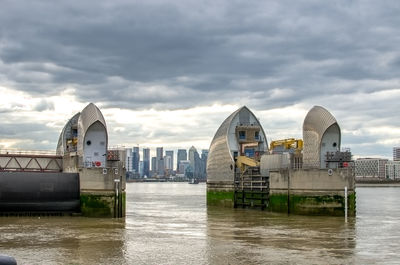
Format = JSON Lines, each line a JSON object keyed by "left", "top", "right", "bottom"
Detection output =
{"left": 1, "top": 183, "right": 399, "bottom": 265}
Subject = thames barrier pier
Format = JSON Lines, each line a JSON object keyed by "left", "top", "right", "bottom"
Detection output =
{"left": 206, "top": 106, "right": 269, "bottom": 207}
{"left": 0, "top": 103, "right": 125, "bottom": 217}
{"left": 206, "top": 105, "right": 356, "bottom": 216}
{"left": 57, "top": 103, "right": 126, "bottom": 217}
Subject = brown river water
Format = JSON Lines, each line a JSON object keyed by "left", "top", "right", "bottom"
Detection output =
{"left": 1, "top": 183, "right": 399, "bottom": 265}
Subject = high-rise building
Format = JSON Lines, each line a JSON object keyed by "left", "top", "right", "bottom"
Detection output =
{"left": 151, "top": 156, "right": 157, "bottom": 176}
{"left": 143, "top": 148, "right": 150, "bottom": 178}
{"left": 177, "top": 149, "right": 187, "bottom": 172}
{"left": 355, "top": 158, "right": 388, "bottom": 178}
{"left": 201, "top": 149, "right": 209, "bottom": 158}
{"left": 165, "top": 150, "right": 174, "bottom": 171}
{"left": 194, "top": 151, "right": 201, "bottom": 178}
{"left": 132, "top": 146, "right": 140, "bottom": 173}
{"left": 157, "top": 158, "right": 164, "bottom": 176}
{"left": 156, "top": 147, "right": 164, "bottom": 174}
{"left": 139, "top": 161, "right": 144, "bottom": 177}
{"left": 189, "top": 146, "right": 203, "bottom": 178}
{"left": 394, "top": 147, "right": 400, "bottom": 161}
{"left": 179, "top": 160, "right": 191, "bottom": 177}
{"left": 164, "top": 155, "right": 172, "bottom": 169}
{"left": 156, "top": 147, "right": 163, "bottom": 160}
{"left": 164, "top": 155, "right": 172, "bottom": 177}
{"left": 200, "top": 149, "right": 209, "bottom": 179}
{"left": 125, "top": 148, "right": 133, "bottom": 172}
{"left": 189, "top": 146, "right": 197, "bottom": 173}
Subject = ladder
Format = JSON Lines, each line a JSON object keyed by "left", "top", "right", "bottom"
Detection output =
{"left": 234, "top": 167, "right": 269, "bottom": 210}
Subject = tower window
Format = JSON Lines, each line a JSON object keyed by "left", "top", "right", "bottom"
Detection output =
{"left": 239, "top": 131, "right": 246, "bottom": 140}
{"left": 86, "top": 140, "right": 92, "bottom": 146}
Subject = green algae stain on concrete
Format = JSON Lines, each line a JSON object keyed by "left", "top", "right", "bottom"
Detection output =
{"left": 268, "top": 193, "right": 289, "bottom": 213}
{"left": 80, "top": 193, "right": 114, "bottom": 217}
{"left": 121, "top": 191, "right": 127, "bottom": 217}
{"left": 289, "top": 194, "right": 344, "bottom": 216}
{"left": 347, "top": 192, "right": 356, "bottom": 216}
{"left": 207, "top": 190, "right": 234, "bottom": 207}
{"left": 268, "top": 192, "right": 356, "bottom": 216}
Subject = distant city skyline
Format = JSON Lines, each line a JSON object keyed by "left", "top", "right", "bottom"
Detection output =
{"left": 123, "top": 145, "right": 207, "bottom": 179}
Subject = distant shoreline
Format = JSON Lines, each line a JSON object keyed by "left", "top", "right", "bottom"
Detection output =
{"left": 357, "top": 183, "right": 400, "bottom": 187}
{"left": 356, "top": 178, "right": 400, "bottom": 187}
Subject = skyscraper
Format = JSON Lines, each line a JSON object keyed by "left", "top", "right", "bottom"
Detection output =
{"left": 156, "top": 147, "right": 164, "bottom": 176}
{"left": 164, "top": 155, "right": 172, "bottom": 177}
{"left": 200, "top": 149, "right": 209, "bottom": 179}
{"left": 143, "top": 148, "right": 150, "bottom": 178}
{"left": 157, "top": 158, "right": 164, "bottom": 176}
{"left": 132, "top": 146, "right": 140, "bottom": 173}
{"left": 179, "top": 160, "right": 191, "bottom": 177}
{"left": 125, "top": 148, "right": 133, "bottom": 172}
{"left": 201, "top": 149, "right": 209, "bottom": 158}
{"left": 189, "top": 146, "right": 197, "bottom": 173}
{"left": 156, "top": 147, "right": 163, "bottom": 160}
{"left": 151, "top": 156, "right": 156, "bottom": 176}
{"left": 139, "top": 161, "right": 144, "bottom": 177}
{"left": 394, "top": 147, "right": 400, "bottom": 161}
{"left": 165, "top": 150, "right": 174, "bottom": 171}
{"left": 164, "top": 155, "right": 172, "bottom": 169}
{"left": 177, "top": 149, "right": 187, "bottom": 172}
{"left": 189, "top": 146, "right": 202, "bottom": 178}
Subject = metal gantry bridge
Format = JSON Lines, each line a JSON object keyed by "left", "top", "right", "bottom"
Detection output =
{"left": 0, "top": 150, "right": 62, "bottom": 172}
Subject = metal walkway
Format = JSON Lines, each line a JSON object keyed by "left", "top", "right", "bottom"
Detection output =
{"left": 0, "top": 153, "right": 62, "bottom": 172}
{"left": 234, "top": 167, "right": 269, "bottom": 210}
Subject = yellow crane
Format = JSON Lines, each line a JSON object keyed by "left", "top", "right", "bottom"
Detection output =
{"left": 235, "top": 155, "right": 260, "bottom": 173}
{"left": 269, "top": 138, "right": 303, "bottom": 152}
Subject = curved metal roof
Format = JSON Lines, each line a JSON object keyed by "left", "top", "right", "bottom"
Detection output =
{"left": 77, "top": 103, "right": 107, "bottom": 156}
{"left": 303, "top": 106, "right": 338, "bottom": 136}
{"left": 56, "top": 112, "right": 80, "bottom": 155}
{"left": 207, "top": 106, "right": 268, "bottom": 184}
{"left": 302, "top": 106, "right": 340, "bottom": 167}
{"left": 56, "top": 103, "right": 108, "bottom": 156}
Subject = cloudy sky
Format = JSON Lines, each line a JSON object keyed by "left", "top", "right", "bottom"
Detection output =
{"left": 1, "top": 0, "right": 399, "bottom": 159}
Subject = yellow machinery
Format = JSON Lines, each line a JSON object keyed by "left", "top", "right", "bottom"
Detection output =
{"left": 67, "top": 138, "right": 78, "bottom": 146}
{"left": 235, "top": 155, "right": 260, "bottom": 173}
{"left": 269, "top": 138, "right": 303, "bottom": 152}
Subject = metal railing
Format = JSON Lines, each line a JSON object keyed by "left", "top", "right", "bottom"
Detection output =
{"left": 236, "top": 122, "right": 259, "bottom": 127}
{"left": 264, "top": 161, "right": 355, "bottom": 171}
{"left": 0, "top": 149, "right": 57, "bottom": 156}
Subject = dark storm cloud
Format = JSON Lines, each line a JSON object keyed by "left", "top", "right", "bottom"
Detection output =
{"left": 0, "top": 123, "right": 44, "bottom": 137}
{"left": 1, "top": 0, "right": 400, "bottom": 155}
{"left": 1, "top": 0, "right": 399, "bottom": 110}
{"left": 0, "top": 122, "right": 59, "bottom": 149}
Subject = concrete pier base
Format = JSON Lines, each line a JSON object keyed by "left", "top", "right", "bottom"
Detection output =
{"left": 268, "top": 168, "right": 356, "bottom": 216}
{"left": 207, "top": 168, "right": 356, "bottom": 216}
{"left": 77, "top": 162, "right": 126, "bottom": 218}
{"left": 206, "top": 181, "right": 235, "bottom": 207}
{"left": 80, "top": 190, "right": 126, "bottom": 218}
